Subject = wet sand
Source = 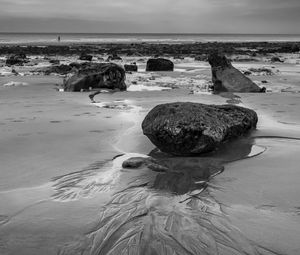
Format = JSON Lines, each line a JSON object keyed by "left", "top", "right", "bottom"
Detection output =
{"left": 0, "top": 55, "right": 300, "bottom": 254}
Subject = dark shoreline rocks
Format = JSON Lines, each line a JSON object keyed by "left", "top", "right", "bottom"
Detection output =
{"left": 208, "top": 53, "right": 263, "bottom": 92}
{"left": 0, "top": 42, "right": 299, "bottom": 58}
{"left": 5, "top": 54, "right": 28, "bottom": 66}
{"left": 142, "top": 102, "right": 258, "bottom": 156}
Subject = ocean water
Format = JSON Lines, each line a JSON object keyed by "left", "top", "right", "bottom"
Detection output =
{"left": 0, "top": 33, "right": 300, "bottom": 44}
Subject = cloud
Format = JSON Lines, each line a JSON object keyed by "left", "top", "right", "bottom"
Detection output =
{"left": 0, "top": 0, "right": 299, "bottom": 33}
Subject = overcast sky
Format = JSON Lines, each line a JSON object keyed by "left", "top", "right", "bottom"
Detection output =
{"left": 0, "top": 0, "right": 299, "bottom": 33}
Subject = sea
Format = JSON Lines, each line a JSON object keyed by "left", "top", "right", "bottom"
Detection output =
{"left": 0, "top": 33, "right": 300, "bottom": 44}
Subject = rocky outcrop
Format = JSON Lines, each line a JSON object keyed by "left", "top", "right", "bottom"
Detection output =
{"left": 146, "top": 58, "right": 174, "bottom": 71}
{"left": 208, "top": 53, "right": 263, "bottom": 92}
{"left": 63, "top": 63, "right": 126, "bottom": 92}
{"left": 142, "top": 102, "right": 258, "bottom": 155}
{"left": 124, "top": 63, "right": 138, "bottom": 72}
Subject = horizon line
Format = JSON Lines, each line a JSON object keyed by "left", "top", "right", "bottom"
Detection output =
{"left": 0, "top": 32, "right": 300, "bottom": 36}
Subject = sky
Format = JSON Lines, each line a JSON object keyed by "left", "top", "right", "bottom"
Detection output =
{"left": 0, "top": 0, "right": 299, "bottom": 34}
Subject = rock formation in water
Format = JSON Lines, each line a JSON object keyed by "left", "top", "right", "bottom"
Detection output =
{"left": 63, "top": 63, "right": 126, "bottom": 92}
{"left": 208, "top": 53, "right": 263, "bottom": 92}
{"left": 146, "top": 58, "right": 174, "bottom": 71}
{"left": 142, "top": 102, "right": 258, "bottom": 155}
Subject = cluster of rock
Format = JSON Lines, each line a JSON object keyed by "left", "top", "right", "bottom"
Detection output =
{"left": 247, "top": 67, "right": 274, "bottom": 76}
{"left": 5, "top": 54, "right": 29, "bottom": 66}
{"left": 63, "top": 62, "right": 126, "bottom": 92}
{"left": 142, "top": 102, "right": 258, "bottom": 156}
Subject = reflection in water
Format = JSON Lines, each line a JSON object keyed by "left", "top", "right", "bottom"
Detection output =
{"left": 54, "top": 138, "right": 274, "bottom": 255}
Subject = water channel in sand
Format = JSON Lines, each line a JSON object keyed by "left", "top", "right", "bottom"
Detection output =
{"left": 0, "top": 97, "right": 300, "bottom": 255}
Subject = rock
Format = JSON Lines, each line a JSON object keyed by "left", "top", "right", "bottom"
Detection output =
{"left": 49, "top": 59, "right": 60, "bottom": 65}
{"left": 194, "top": 55, "right": 207, "bottom": 61}
{"left": 106, "top": 54, "right": 122, "bottom": 61}
{"left": 124, "top": 63, "right": 138, "bottom": 72}
{"left": 271, "top": 56, "right": 283, "bottom": 63}
{"left": 208, "top": 53, "right": 263, "bottom": 92}
{"left": 63, "top": 63, "right": 126, "bottom": 92}
{"left": 122, "top": 157, "right": 169, "bottom": 172}
{"left": 79, "top": 54, "right": 93, "bottom": 61}
{"left": 146, "top": 58, "right": 174, "bottom": 71}
{"left": 69, "top": 62, "right": 82, "bottom": 69}
{"left": 243, "top": 70, "right": 252, "bottom": 75}
{"left": 6, "top": 54, "right": 28, "bottom": 66}
{"left": 11, "top": 69, "right": 18, "bottom": 75}
{"left": 122, "top": 157, "right": 145, "bottom": 168}
{"left": 248, "top": 68, "right": 274, "bottom": 76}
{"left": 142, "top": 102, "right": 258, "bottom": 155}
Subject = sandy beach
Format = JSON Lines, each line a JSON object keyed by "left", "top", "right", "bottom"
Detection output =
{"left": 0, "top": 42, "right": 300, "bottom": 255}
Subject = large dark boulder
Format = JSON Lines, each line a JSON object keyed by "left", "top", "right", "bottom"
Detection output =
{"left": 142, "top": 102, "right": 258, "bottom": 155}
{"left": 208, "top": 53, "right": 263, "bottom": 92}
{"left": 146, "top": 58, "right": 174, "bottom": 71}
{"left": 63, "top": 63, "right": 126, "bottom": 92}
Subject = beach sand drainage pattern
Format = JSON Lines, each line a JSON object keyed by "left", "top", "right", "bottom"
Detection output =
{"left": 51, "top": 136, "right": 293, "bottom": 255}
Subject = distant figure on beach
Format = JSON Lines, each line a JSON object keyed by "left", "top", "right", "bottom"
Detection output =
{"left": 58, "top": 35, "right": 61, "bottom": 42}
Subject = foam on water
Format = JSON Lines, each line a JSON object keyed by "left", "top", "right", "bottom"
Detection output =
{"left": 127, "top": 84, "right": 172, "bottom": 91}
{"left": 3, "top": 81, "right": 28, "bottom": 87}
{"left": 0, "top": 67, "right": 14, "bottom": 76}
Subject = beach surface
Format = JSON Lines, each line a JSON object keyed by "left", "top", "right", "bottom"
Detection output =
{"left": 0, "top": 46, "right": 300, "bottom": 254}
